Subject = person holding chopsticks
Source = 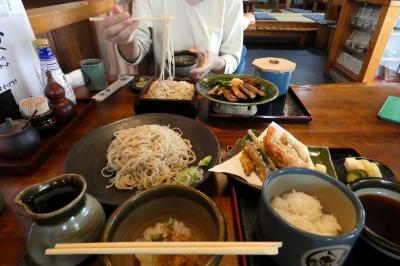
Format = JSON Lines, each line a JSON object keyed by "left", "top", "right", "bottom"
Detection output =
{"left": 103, "top": 0, "right": 244, "bottom": 80}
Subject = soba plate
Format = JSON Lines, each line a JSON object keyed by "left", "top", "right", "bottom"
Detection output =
{"left": 196, "top": 74, "right": 279, "bottom": 106}
{"left": 64, "top": 113, "right": 220, "bottom": 206}
{"left": 221, "top": 131, "right": 337, "bottom": 190}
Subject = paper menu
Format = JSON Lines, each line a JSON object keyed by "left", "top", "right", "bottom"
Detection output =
{"left": 0, "top": 0, "right": 44, "bottom": 103}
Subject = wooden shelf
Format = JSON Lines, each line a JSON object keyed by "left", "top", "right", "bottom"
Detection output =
{"left": 343, "top": 46, "right": 367, "bottom": 60}
{"left": 27, "top": 0, "right": 113, "bottom": 34}
{"left": 351, "top": 0, "right": 392, "bottom": 5}
{"left": 326, "top": 0, "right": 400, "bottom": 82}
{"left": 348, "top": 23, "right": 375, "bottom": 34}
{"left": 333, "top": 62, "right": 359, "bottom": 81}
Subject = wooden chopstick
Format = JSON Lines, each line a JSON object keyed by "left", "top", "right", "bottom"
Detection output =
{"left": 89, "top": 16, "right": 174, "bottom": 22}
{"left": 46, "top": 242, "right": 282, "bottom": 256}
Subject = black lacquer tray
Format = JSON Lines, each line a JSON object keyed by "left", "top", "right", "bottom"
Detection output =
{"left": 230, "top": 148, "right": 399, "bottom": 266}
{"left": 208, "top": 87, "right": 311, "bottom": 123}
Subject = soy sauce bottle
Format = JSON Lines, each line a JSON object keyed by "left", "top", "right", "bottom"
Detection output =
{"left": 44, "top": 71, "right": 77, "bottom": 125}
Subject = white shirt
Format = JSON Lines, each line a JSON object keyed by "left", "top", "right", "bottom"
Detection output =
{"left": 130, "top": 0, "right": 244, "bottom": 74}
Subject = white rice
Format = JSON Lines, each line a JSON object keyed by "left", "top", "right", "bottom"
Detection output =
{"left": 271, "top": 190, "right": 342, "bottom": 236}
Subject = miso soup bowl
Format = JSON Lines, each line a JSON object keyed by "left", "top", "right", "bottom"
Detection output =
{"left": 101, "top": 185, "right": 226, "bottom": 266}
{"left": 255, "top": 168, "right": 365, "bottom": 266}
{"left": 349, "top": 178, "right": 400, "bottom": 259}
{"left": 174, "top": 50, "right": 199, "bottom": 77}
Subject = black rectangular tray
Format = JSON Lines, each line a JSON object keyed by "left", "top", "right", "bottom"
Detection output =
{"left": 135, "top": 80, "right": 196, "bottom": 118}
{"left": 0, "top": 98, "right": 97, "bottom": 176}
{"left": 208, "top": 87, "right": 311, "bottom": 123}
{"left": 230, "top": 148, "right": 399, "bottom": 266}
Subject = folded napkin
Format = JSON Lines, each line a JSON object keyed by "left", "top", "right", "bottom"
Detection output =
{"left": 209, "top": 122, "right": 304, "bottom": 187}
{"left": 287, "top": 8, "right": 312, "bottom": 13}
{"left": 254, "top": 12, "right": 277, "bottom": 21}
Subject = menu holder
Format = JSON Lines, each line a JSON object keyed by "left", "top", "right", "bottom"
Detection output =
{"left": 207, "top": 87, "right": 312, "bottom": 124}
{"left": 229, "top": 148, "right": 399, "bottom": 266}
{"left": 0, "top": 98, "right": 97, "bottom": 176}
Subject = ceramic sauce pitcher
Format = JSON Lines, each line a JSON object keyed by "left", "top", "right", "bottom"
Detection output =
{"left": 15, "top": 174, "right": 105, "bottom": 266}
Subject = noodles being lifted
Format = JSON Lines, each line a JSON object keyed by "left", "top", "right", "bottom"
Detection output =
{"left": 146, "top": 16, "right": 195, "bottom": 99}
{"left": 102, "top": 125, "right": 196, "bottom": 190}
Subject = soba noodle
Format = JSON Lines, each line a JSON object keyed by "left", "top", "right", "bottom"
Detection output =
{"left": 146, "top": 80, "right": 194, "bottom": 100}
{"left": 147, "top": 16, "right": 194, "bottom": 99}
{"left": 102, "top": 125, "right": 196, "bottom": 190}
{"left": 157, "top": 16, "right": 175, "bottom": 81}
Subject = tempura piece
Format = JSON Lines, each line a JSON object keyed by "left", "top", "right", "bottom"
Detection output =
{"left": 243, "top": 143, "right": 268, "bottom": 181}
{"left": 240, "top": 150, "right": 254, "bottom": 176}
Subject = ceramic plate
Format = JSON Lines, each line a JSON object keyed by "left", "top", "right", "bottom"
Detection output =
{"left": 64, "top": 113, "right": 220, "bottom": 206}
{"left": 333, "top": 157, "right": 396, "bottom": 185}
{"left": 221, "top": 131, "right": 337, "bottom": 190}
{"left": 196, "top": 74, "right": 279, "bottom": 106}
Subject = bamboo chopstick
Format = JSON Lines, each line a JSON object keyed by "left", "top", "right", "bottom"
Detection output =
{"left": 46, "top": 242, "right": 282, "bottom": 256}
{"left": 89, "top": 16, "right": 174, "bottom": 22}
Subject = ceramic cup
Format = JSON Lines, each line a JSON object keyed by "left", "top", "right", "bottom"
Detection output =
{"left": 255, "top": 168, "right": 365, "bottom": 266}
{"left": 80, "top": 58, "right": 108, "bottom": 92}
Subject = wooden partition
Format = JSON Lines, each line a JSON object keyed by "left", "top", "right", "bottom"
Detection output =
{"left": 25, "top": 0, "right": 113, "bottom": 72}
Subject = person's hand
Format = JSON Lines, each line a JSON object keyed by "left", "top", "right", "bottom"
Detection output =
{"left": 244, "top": 12, "right": 256, "bottom": 25}
{"left": 104, "top": 5, "right": 139, "bottom": 44}
{"left": 189, "top": 46, "right": 225, "bottom": 80}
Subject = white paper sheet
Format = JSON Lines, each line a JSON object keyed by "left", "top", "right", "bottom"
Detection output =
{"left": 209, "top": 122, "right": 311, "bottom": 187}
{"left": 0, "top": 0, "right": 44, "bottom": 103}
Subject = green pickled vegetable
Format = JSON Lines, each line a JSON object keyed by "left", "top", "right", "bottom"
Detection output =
{"left": 176, "top": 167, "right": 202, "bottom": 186}
{"left": 166, "top": 218, "right": 176, "bottom": 230}
{"left": 346, "top": 169, "right": 368, "bottom": 183}
{"left": 150, "top": 233, "right": 164, "bottom": 242}
{"left": 198, "top": 155, "right": 212, "bottom": 168}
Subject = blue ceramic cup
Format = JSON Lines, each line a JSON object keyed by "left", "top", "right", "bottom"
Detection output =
{"left": 80, "top": 58, "right": 108, "bottom": 92}
{"left": 255, "top": 168, "right": 365, "bottom": 266}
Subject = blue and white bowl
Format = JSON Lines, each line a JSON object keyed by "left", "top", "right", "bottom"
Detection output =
{"left": 255, "top": 168, "right": 365, "bottom": 266}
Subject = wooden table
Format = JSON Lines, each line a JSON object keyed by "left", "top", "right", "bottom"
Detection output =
{"left": 245, "top": 10, "right": 321, "bottom": 47}
{"left": 1, "top": 82, "right": 399, "bottom": 265}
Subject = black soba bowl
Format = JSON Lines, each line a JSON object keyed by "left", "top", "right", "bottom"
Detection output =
{"left": 101, "top": 185, "right": 226, "bottom": 266}
{"left": 174, "top": 50, "right": 199, "bottom": 77}
{"left": 349, "top": 178, "right": 400, "bottom": 259}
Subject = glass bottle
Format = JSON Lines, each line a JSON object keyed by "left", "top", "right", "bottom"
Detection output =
{"left": 35, "top": 38, "right": 77, "bottom": 104}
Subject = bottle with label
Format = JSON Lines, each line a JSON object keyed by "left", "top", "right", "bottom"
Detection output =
{"left": 34, "top": 39, "right": 77, "bottom": 104}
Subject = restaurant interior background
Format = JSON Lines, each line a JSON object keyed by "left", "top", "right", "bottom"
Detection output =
{"left": 22, "top": 0, "right": 400, "bottom": 85}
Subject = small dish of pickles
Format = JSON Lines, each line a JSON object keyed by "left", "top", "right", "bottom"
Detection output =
{"left": 129, "top": 76, "right": 151, "bottom": 91}
{"left": 334, "top": 157, "right": 396, "bottom": 184}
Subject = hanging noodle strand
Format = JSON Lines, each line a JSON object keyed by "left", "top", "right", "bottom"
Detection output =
{"left": 145, "top": 16, "right": 194, "bottom": 100}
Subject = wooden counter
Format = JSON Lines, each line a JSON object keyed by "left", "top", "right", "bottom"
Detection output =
{"left": 0, "top": 82, "right": 399, "bottom": 265}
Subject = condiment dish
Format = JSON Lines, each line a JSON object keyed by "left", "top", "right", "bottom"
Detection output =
{"left": 349, "top": 178, "right": 400, "bottom": 259}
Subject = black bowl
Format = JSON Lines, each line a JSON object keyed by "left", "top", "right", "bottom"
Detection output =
{"left": 101, "top": 185, "right": 226, "bottom": 266}
{"left": 349, "top": 178, "right": 400, "bottom": 259}
{"left": 174, "top": 50, "right": 199, "bottom": 77}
